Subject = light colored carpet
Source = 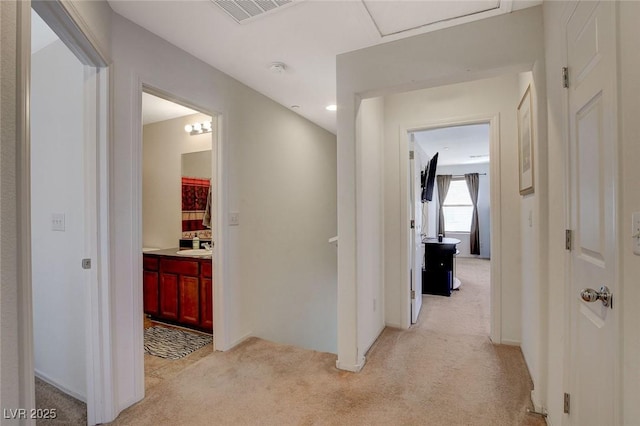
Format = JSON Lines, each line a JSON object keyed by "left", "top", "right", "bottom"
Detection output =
{"left": 35, "top": 377, "right": 86, "bottom": 425}
{"left": 111, "top": 258, "right": 545, "bottom": 426}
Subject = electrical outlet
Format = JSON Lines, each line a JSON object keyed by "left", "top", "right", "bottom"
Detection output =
{"left": 633, "top": 212, "right": 640, "bottom": 255}
{"left": 229, "top": 212, "right": 239, "bottom": 226}
{"left": 51, "top": 213, "right": 65, "bottom": 231}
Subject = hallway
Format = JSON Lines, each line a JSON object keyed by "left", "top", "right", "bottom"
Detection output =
{"left": 111, "top": 258, "right": 542, "bottom": 425}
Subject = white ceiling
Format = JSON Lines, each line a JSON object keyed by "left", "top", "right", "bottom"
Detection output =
{"left": 108, "top": 0, "right": 541, "bottom": 134}
{"left": 142, "top": 92, "right": 202, "bottom": 125}
{"left": 414, "top": 123, "right": 490, "bottom": 166}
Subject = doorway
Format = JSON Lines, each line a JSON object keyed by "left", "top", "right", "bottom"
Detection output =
{"left": 30, "top": 8, "right": 89, "bottom": 423}
{"left": 27, "top": 1, "right": 112, "bottom": 423}
{"left": 409, "top": 123, "right": 492, "bottom": 333}
{"left": 140, "top": 90, "right": 216, "bottom": 393}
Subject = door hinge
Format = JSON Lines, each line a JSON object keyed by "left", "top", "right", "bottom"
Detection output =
{"left": 565, "top": 229, "right": 572, "bottom": 251}
{"left": 411, "top": 290, "right": 416, "bottom": 300}
{"left": 409, "top": 150, "right": 414, "bottom": 160}
{"left": 564, "top": 392, "right": 570, "bottom": 414}
{"left": 410, "top": 220, "right": 415, "bottom": 229}
{"left": 562, "top": 67, "right": 569, "bottom": 88}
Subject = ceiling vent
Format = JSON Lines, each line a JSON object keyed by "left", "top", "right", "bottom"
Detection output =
{"left": 212, "top": 0, "right": 298, "bottom": 24}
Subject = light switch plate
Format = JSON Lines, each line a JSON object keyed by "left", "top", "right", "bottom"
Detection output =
{"left": 51, "top": 213, "right": 65, "bottom": 231}
{"left": 633, "top": 212, "right": 640, "bottom": 255}
{"left": 229, "top": 212, "right": 239, "bottom": 226}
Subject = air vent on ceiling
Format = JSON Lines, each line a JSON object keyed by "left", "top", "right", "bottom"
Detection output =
{"left": 212, "top": 0, "right": 297, "bottom": 24}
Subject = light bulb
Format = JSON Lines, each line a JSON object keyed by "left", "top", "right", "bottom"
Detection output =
{"left": 326, "top": 104, "right": 337, "bottom": 111}
{"left": 202, "top": 121, "right": 212, "bottom": 131}
{"left": 193, "top": 122, "right": 202, "bottom": 132}
{"left": 184, "top": 124, "right": 193, "bottom": 133}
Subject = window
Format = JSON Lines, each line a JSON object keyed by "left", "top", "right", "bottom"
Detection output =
{"left": 443, "top": 180, "right": 473, "bottom": 232}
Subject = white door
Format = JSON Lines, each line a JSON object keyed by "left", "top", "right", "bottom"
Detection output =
{"left": 567, "top": 1, "right": 619, "bottom": 424}
{"left": 410, "top": 142, "right": 424, "bottom": 324}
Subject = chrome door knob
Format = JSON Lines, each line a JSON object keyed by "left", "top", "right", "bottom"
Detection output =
{"left": 580, "top": 286, "right": 613, "bottom": 308}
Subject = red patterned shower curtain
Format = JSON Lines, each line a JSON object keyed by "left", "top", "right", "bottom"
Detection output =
{"left": 181, "top": 177, "right": 210, "bottom": 233}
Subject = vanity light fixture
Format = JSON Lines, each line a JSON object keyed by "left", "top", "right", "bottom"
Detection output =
{"left": 184, "top": 120, "right": 213, "bottom": 135}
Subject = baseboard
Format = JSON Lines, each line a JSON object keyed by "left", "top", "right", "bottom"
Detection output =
{"left": 361, "top": 324, "right": 386, "bottom": 357}
{"left": 34, "top": 369, "right": 86, "bottom": 403}
{"left": 221, "top": 332, "right": 253, "bottom": 351}
{"left": 500, "top": 339, "right": 521, "bottom": 346}
{"left": 335, "top": 356, "right": 366, "bottom": 372}
{"left": 528, "top": 389, "right": 549, "bottom": 424}
{"left": 530, "top": 389, "right": 544, "bottom": 411}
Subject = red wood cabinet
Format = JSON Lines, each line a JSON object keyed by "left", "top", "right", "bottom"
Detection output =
{"left": 159, "top": 273, "right": 179, "bottom": 320}
{"left": 200, "top": 261, "right": 213, "bottom": 330}
{"left": 143, "top": 257, "right": 160, "bottom": 315}
{"left": 143, "top": 253, "right": 213, "bottom": 333}
{"left": 179, "top": 276, "right": 200, "bottom": 326}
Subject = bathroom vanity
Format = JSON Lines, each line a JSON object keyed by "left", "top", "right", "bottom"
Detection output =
{"left": 143, "top": 249, "right": 213, "bottom": 333}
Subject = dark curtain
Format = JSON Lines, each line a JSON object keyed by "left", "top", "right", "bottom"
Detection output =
{"left": 436, "top": 175, "right": 452, "bottom": 237}
{"left": 465, "top": 173, "right": 480, "bottom": 255}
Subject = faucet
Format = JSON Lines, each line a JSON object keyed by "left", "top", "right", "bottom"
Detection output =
{"left": 202, "top": 242, "right": 212, "bottom": 250}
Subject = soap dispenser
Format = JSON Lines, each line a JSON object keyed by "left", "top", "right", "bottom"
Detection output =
{"left": 192, "top": 235, "right": 200, "bottom": 250}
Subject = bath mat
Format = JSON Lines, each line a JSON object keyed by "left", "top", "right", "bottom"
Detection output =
{"left": 144, "top": 326, "right": 212, "bottom": 360}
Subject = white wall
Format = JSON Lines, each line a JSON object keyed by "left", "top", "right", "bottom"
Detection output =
{"left": 356, "top": 97, "right": 385, "bottom": 359}
{"left": 31, "top": 39, "right": 87, "bottom": 400}
{"left": 382, "top": 75, "right": 523, "bottom": 340}
{"left": 618, "top": 3, "right": 640, "bottom": 423}
{"left": 64, "top": 0, "right": 111, "bottom": 63}
{"left": 336, "top": 6, "right": 546, "bottom": 369}
{"left": 517, "top": 68, "right": 549, "bottom": 413}
{"left": 111, "top": 13, "right": 337, "bottom": 414}
{"left": 0, "top": 0, "right": 25, "bottom": 413}
{"left": 142, "top": 112, "right": 212, "bottom": 249}
{"left": 428, "top": 163, "right": 491, "bottom": 259}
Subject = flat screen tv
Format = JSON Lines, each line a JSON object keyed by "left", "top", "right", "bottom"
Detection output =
{"left": 421, "top": 152, "right": 438, "bottom": 202}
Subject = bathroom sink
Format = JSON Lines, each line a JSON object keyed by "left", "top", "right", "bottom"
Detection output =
{"left": 175, "top": 249, "right": 212, "bottom": 256}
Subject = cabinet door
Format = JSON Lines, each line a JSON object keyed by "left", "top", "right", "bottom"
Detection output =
{"left": 200, "top": 277, "right": 213, "bottom": 331}
{"left": 143, "top": 271, "right": 159, "bottom": 315}
{"left": 159, "top": 273, "right": 179, "bottom": 320}
{"left": 179, "top": 275, "right": 200, "bottom": 326}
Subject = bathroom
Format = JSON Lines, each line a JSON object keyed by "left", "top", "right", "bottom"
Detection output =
{"left": 141, "top": 92, "right": 216, "bottom": 385}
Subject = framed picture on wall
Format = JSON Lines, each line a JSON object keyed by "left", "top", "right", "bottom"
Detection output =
{"left": 518, "top": 84, "right": 534, "bottom": 195}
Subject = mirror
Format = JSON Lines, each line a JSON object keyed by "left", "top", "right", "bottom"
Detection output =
{"left": 182, "top": 151, "right": 211, "bottom": 179}
{"left": 181, "top": 150, "right": 212, "bottom": 239}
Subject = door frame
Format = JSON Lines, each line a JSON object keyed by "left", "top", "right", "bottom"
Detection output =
{"left": 399, "top": 113, "right": 501, "bottom": 343}
{"left": 20, "top": 0, "right": 114, "bottom": 423}
{"left": 134, "top": 83, "right": 226, "bottom": 385}
{"left": 409, "top": 134, "right": 424, "bottom": 324}
{"left": 561, "top": 1, "right": 623, "bottom": 423}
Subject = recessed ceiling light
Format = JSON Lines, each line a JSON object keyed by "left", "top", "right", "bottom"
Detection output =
{"left": 326, "top": 104, "right": 337, "bottom": 111}
{"left": 291, "top": 105, "right": 300, "bottom": 110}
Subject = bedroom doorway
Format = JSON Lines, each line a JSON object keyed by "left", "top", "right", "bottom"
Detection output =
{"left": 406, "top": 118, "right": 498, "bottom": 342}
